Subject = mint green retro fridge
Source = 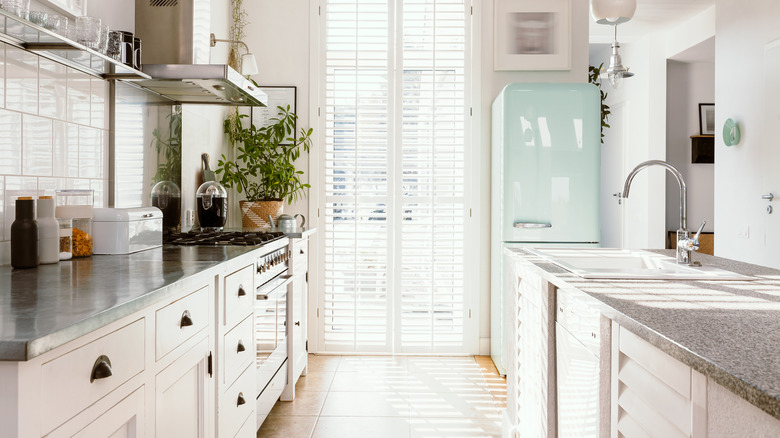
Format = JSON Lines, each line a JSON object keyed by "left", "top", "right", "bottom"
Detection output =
{"left": 490, "top": 83, "right": 601, "bottom": 375}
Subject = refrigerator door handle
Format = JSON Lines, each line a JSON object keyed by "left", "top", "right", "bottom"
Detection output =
{"left": 513, "top": 221, "right": 552, "bottom": 228}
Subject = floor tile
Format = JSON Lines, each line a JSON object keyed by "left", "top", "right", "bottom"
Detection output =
{"left": 312, "top": 416, "right": 411, "bottom": 438}
{"left": 337, "top": 355, "right": 409, "bottom": 373}
{"left": 330, "top": 370, "right": 409, "bottom": 392}
{"left": 307, "top": 355, "right": 341, "bottom": 372}
{"left": 256, "top": 414, "right": 318, "bottom": 438}
{"left": 408, "top": 369, "right": 491, "bottom": 394}
{"left": 320, "top": 391, "right": 411, "bottom": 417}
{"left": 269, "top": 390, "right": 328, "bottom": 416}
{"left": 409, "top": 391, "right": 501, "bottom": 419}
{"left": 409, "top": 417, "right": 501, "bottom": 438}
{"left": 295, "top": 371, "right": 336, "bottom": 392}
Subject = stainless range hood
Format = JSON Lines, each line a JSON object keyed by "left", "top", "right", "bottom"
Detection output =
{"left": 132, "top": 0, "right": 267, "bottom": 106}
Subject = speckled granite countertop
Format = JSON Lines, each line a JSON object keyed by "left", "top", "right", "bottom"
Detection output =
{"left": 508, "top": 247, "right": 780, "bottom": 421}
{"left": 0, "top": 246, "right": 261, "bottom": 362}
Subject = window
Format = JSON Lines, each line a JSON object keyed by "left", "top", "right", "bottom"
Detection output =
{"left": 318, "top": 0, "right": 474, "bottom": 354}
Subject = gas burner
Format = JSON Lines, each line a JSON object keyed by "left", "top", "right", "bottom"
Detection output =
{"left": 163, "top": 230, "right": 286, "bottom": 247}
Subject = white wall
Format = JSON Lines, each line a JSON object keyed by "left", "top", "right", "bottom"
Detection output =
{"left": 714, "top": 0, "right": 780, "bottom": 267}
{"left": 665, "top": 61, "right": 714, "bottom": 235}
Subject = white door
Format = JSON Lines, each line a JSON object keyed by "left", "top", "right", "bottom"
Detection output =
{"left": 762, "top": 40, "right": 780, "bottom": 268}
{"left": 600, "top": 102, "right": 627, "bottom": 248}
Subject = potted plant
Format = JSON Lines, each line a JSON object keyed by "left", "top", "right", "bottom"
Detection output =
{"left": 217, "top": 105, "right": 313, "bottom": 228}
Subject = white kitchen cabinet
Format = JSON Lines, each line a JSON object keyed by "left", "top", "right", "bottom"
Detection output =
{"left": 49, "top": 386, "right": 146, "bottom": 438}
{"left": 155, "top": 335, "right": 212, "bottom": 438}
{"left": 502, "top": 250, "right": 556, "bottom": 438}
{"left": 611, "top": 324, "right": 707, "bottom": 438}
{"left": 707, "top": 377, "right": 780, "bottom": 437}
{"left": 217, "top": 261, "right": 256, "bottom": 437}
{"left": 281, "top": 236, "right": 309, "bottom": 401}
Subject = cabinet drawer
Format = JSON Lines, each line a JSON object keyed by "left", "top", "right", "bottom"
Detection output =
{"left": 220, "top": 364, "right": 256, "bottom": 438}
{"left": 156, "top": 285, "right": 209, "bottom": 361}
{"left": 48, "top": 385, "right": 146, "bottom": 438}
{"left": 223, "top": 314, "right": 255, "bottom": 385}
{"left": 41, "top": 318, "right": 145, "bottom": 435}
{"left": 556, "top": 288, "right": 601, "bottom": 357}
{"left": 224, "top": 264, "right": 254, "bottom": 327}
{"left": 293, "top": 239, "right": 308, "bottom": 273}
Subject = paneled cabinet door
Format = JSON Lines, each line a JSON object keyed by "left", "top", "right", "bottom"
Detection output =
{"left": 155, "top": 336, "right": 212, "bottom": 438}
{"left": 50, "top": 386, "right": 146, "bottom": 438}
{"left": 292, "top": 271, "right": 307, "bottom": 378}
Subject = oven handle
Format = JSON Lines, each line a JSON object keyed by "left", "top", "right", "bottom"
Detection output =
{"left": 256, "top": 274, "right": 293, "bottom": 300}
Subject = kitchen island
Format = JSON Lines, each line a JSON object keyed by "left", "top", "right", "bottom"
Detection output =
{"left": 504, "top": 247, "right": 780, "bottom": 437}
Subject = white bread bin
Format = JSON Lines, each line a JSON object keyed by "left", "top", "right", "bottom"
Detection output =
{"left": 93, "top": 207, "right": 163, "bottom": 254}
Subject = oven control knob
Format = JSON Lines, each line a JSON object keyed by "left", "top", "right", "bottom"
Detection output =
{"left": 266, "top": 261, "right": 271, "bottom": 270}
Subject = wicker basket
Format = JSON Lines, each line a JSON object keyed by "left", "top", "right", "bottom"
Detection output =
{"left": 240, "top": 200, "right": 283, "bottom": 229}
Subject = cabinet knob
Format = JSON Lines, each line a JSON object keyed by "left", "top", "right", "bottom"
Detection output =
{"left": 295, "top": 321, "right": 300, "bottom": 326}
{"left": 90, "top": 355, "right": 113, "bottom": 383}
{"left": 237, "top": 392, "right": 246, "bottom": 406}
{"left": 300, "top": 249, "right": 304, "bottom": 255}
{"left": 237, "top": 285, "right": 246, "bottom": 297}
{"left": 237, "top": 340, "right": 246, "bottom": 353}
{"left": 180, "top": 310, "right": 193, "bottom": 328}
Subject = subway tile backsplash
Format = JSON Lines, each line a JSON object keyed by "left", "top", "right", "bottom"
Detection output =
{"left": 0, "top": 41, "right": 111, "bottom": 264}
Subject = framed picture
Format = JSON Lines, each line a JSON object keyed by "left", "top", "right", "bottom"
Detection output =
{"left": 250, "top": 86, "right": 297, "bottom": 143}
{"left": 699, "top": 103, "right": 715, "bottom": 135}
{"left": 41, "top": 0, "right": 87, "bottom": 17}
{"left": 493, "top": 0, "right": 571, "bottom": 71}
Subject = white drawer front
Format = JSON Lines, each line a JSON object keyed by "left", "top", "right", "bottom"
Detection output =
{"left": 220, "top": 364, "right": 256, "bottom": 438}
{"left": 293, "top": 239, "right": 307, "bottom": 273}
{"left": 224, "top": 264, "right": 254, "bottom": 327}
{"left": 41, "top": 318, "right": 145, "bottom": 435}
{"left": 155, "top": 285, "right": 209, "bottom": 361}
{"left": 223, "top": 314, "right": 255, "bottom": 385}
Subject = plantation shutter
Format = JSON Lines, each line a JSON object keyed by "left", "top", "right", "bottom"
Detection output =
{"left": 320, "top": 0, "right": 471, "bottom": 354}
{"left": 397, "top": 0, "right": 468, "bottom": 353}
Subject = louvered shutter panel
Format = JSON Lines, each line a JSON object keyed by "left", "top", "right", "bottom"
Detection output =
{"left": 397, "top": 0, "right": 468, "bottom": 353}
{"left": 321, "top": 0, "right": 470, "bottom": 354}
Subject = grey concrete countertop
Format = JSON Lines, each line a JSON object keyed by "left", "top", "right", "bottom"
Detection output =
{"left": 0, "top": 246, "right": 260, "bottom": 362}
{"left": 508, "top": 247, "right": 780, "bottom": 421}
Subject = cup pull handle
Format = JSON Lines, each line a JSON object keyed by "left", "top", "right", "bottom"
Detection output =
{"left": 90, "top": 355, "right": 113, "bottom": 383}
{"left": 237, "top": 285, "right": 246, "bottom": 297}
{"left": 237, "top": 341, "right": 246, "bottom": 353}
{"left": 180, "top": 310, "right": 193, "bottom": 328}
{"left": 237, "top": 392, "right": 246, "bottom": 406}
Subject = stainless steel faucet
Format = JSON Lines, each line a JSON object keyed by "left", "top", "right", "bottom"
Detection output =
{"left": 621, "top": 160, "right": 706, "bottom": 265}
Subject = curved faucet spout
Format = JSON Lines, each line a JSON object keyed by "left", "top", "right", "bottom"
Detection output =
{"left": 622, "top": 160, "right": 687, "bottom": 231}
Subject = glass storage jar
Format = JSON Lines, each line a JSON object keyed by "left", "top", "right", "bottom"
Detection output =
{"left": 55, "top": 189, "right": 94, "bottom": 257}
{"left": 195, "top": 181, "right": 227, "bottom": 231}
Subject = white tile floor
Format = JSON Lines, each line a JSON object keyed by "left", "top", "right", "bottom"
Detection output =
{"left": 257, "top": 355, "right": 506, "bottom": 438}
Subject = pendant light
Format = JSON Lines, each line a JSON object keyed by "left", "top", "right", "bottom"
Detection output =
{"left": 605, "top": 25, "right": 633, "bottom": 88}
{"left": 591, "top": 0, "right": 636, "bottom": 25}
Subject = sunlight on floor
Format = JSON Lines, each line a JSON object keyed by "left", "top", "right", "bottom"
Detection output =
{"left": 257, "top": 355, "right": 507, "bottom": 438}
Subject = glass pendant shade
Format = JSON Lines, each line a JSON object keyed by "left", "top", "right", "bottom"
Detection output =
{"left": 241, "top": 53, "right": 259, "bottom": 76}
{"left": 591, "top": 0, "right": 636, "bottom": 25}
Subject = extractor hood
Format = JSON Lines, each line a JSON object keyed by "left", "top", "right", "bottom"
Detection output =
{"left": 131, "top": 0, "right": 267, "bottom": 106}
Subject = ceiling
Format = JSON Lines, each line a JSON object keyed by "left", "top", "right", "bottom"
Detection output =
{"left": 588, "top": 0, "right": 716, "bottom": 44}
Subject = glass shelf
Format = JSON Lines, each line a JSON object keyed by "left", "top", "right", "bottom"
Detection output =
{"left": 0, "top": 9, "right": 150, "bottom": 80}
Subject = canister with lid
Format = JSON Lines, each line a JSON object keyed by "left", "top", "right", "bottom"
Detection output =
{"left": 55, "top": 189, "right": 94, "bottom": 257}
{"left": 196, "top": 181, "right": 228, "bottom": 231}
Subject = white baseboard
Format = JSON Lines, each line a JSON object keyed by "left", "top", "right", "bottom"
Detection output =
{"left": 479, "top": 337, "right": 490, "bottom": 355}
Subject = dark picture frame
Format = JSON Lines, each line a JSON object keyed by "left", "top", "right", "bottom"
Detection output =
{"left": 698, "top": 103, "right": 715, "bottom": 135}
{"left": 250, "top": 86, "right": 297, "bottom": 144}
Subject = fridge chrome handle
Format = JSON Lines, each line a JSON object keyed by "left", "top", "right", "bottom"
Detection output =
{"left": 513, "top": 221, "right": 552, "bottom": 229}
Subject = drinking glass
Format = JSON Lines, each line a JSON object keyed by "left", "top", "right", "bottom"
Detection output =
{"left": 98, "top": 25, "right": 110, "bottom": 55}
{"left": 45, "top": 14, "right": 68, "bottom": 35}
{"left": 28, "top": 10, "right": 47, "bottom": 26}
{"left": 1, "top": 0, "right": 30, "bottom": 20}
{"left": 106, "top": 30, "right": 122, "bottom": 60}
{"left": 75, "top": 16, "right": 101, "bottom": 50}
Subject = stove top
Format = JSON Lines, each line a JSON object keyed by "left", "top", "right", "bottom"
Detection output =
{"left": 163, "top": 230, "right": 286, "bottom": 246}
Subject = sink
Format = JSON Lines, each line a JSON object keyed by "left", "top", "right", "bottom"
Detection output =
{"left": 527, "top": 248, "right": 752, "bottom": 280}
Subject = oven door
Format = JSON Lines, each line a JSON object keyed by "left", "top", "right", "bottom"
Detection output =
{"left": 256, "top": 273, "right": 292, "bottom": 393}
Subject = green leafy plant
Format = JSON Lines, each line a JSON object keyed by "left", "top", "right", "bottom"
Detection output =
{"left": 217, "top": 105, "right": 314, "bottom": 203}
{"left": 588, "top": 63, "right": 611, "bottom": 144}
{"left": 150, "top": 105, "right": 182, "bottom": 185}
